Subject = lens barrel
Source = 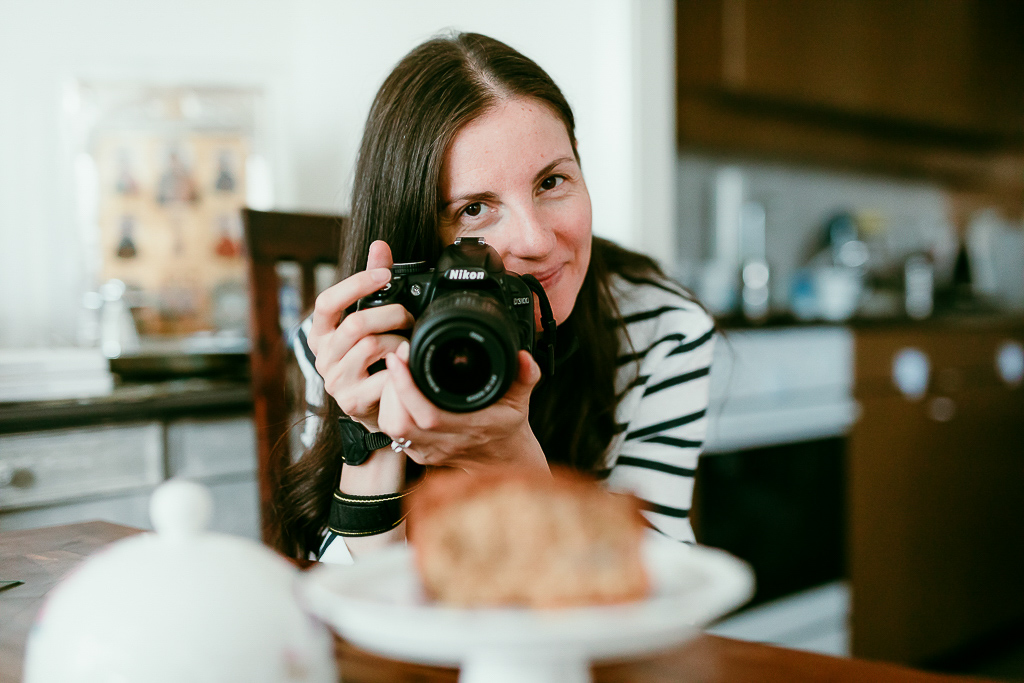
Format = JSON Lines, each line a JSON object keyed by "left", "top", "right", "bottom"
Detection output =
{"left": 409, "top": 292, "right": 519, "bottom": 412}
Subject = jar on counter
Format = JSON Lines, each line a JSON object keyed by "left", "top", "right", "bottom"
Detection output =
{"left": 904, "top": 253, "right": 934, "bottom": 320}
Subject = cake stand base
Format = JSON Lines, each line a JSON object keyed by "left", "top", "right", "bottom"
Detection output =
{"left": 460, "top": 655, "right": 590, "bottom": 683}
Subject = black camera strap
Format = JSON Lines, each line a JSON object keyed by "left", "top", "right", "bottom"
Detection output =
{"left": 328, "top": 486, "right": 419, "bottom": 537}
{"left": 520, "top": 274, "right": 557, "bottom": 378}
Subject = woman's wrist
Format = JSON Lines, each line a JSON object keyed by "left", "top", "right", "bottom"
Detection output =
{"left": 338, "top": 446, "right": 406, "bottom": 495}
{"left": 514, "top": 429, "right": 550, "bottom": 473}
{"left": 332, "top": 447, "right": 408, "bottom": 560}
{"left": 464, "top": 422, "right": 549, "bottom": 474}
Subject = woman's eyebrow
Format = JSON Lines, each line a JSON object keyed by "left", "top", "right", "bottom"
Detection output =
{"left": 534, "top": 157, "right": 576, "bottom": 183}
{"left": 442, "top": 156, "right": 576, "bottom": 210}
{"left": 442, "top": 190, "right": 499, "bottom": 211}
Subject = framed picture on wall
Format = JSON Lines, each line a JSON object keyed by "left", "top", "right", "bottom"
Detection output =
{"left": 71, "top": 83, "right": 269, "bottom": 344}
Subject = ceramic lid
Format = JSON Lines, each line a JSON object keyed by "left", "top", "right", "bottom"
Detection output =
{"left": 23, "top": 479, "right": 336, "bottom": 683}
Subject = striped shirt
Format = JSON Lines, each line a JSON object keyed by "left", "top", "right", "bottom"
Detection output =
{"left": 603, "top": 275, "right": 715, "bottom": 543}
{"left": 292, "top": 274, "right": 715, "bottom": 561}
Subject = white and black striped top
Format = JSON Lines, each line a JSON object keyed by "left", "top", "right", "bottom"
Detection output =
{"left": 602, "top": 275, "right": 715, "bottom": 544}
{"left": 292, "top": 274, "right": 715, "bottom": 560}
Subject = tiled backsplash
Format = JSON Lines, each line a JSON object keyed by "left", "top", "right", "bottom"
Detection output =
{"left": 674, "top": 153, "right": 960, "bottom": 315}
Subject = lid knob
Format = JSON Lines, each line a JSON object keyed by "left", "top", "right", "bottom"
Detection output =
{"left": 150, "top": 479, "right": 212, "bottom": 540}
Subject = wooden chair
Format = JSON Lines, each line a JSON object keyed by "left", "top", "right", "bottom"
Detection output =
{"left": 242, "top": 208, "right": 346, "bottom": 545}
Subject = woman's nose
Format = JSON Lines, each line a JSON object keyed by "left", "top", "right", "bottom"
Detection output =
{"left": 504, "top": 206, "right": 556, "bottom": 261}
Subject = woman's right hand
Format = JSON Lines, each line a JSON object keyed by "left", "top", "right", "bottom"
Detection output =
{"left": 307, "top": 241, "right": 415, "bottom": 431}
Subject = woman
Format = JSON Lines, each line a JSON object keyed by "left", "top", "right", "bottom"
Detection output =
{"left": 278, "top": 32, "right": 715, "bottom": 564}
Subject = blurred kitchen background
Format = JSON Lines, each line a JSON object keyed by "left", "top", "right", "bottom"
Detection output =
{"left": 1, "top": 0, "right": 1023, "bottom": 679}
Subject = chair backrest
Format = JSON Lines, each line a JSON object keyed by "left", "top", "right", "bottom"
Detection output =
{"left": 242, "top": 208, "right": 345, "bottom": 545}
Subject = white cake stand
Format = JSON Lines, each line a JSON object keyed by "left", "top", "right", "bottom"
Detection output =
{"left": 301, "top": 535, "right": 754, "bottom": 683}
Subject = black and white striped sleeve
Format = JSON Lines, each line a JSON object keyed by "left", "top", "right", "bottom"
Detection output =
{"left": 605, "top": 283, "right": 715, "bottom": 544}
{"left": 291, "top": 316, "right": 357, "bottom": 565}
{"left": 292, "top": 315, "right": 324, "bottom": 449}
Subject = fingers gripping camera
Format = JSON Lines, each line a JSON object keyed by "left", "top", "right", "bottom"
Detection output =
{"left": 357, "top": 238, "right": 556, "bottom": 412}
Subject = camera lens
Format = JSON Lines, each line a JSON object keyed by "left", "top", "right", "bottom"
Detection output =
{"left": 430, "top": 337, "right": 492, "bottom": 396}
{"left": 409, "top": 292, "right": 519, "bottom": 412}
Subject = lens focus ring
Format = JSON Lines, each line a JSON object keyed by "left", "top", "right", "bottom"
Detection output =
{"left": 409, "top": 292, "right": 520, "bottom": 412}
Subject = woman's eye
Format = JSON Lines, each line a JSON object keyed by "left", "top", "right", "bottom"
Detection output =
{"left": 540, "top": 175, "right": 564, "bottom": 191}
{"left": 462, "top": 202, "right": 483, "bottom": 217}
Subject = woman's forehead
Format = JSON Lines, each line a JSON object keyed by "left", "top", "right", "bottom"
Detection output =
{"left": 441, "top": 98, "right": 576, "bottom": 195}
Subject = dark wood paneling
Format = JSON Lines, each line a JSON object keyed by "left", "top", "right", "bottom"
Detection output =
{"left": 676, "top": 0, "right": 1024, "bottom": 201}
{"left": 849, "top": 322, "right": 1024, "bottom": 664}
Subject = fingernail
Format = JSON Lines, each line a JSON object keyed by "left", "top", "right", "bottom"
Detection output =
{"left": 371, "top": 268, "right": 391, "bottom": 283}
{"left": 397, "top": 340, "right": 410, "bottom": 360}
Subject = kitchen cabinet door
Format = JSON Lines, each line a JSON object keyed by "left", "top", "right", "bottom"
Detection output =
{"left": 679, "top": 0, "right": 1024, "bottom": 133}
{"left": 849, "top": 325, "right": 1024, "bottom": 664}
{"left": 676, "top": 0, "right": 1024, "bottom": 191}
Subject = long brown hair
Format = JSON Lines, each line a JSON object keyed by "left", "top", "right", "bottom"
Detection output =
{"left": 275, "top": 32, "right": 674, "bottom": 560}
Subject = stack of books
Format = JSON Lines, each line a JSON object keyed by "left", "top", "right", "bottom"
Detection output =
{"left": 0, "top": 348, "right": 114, "bottom": 403}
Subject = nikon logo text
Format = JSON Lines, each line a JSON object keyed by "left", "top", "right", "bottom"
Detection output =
{"left": 446, "top": 269, "right": 485, "bottom": 280}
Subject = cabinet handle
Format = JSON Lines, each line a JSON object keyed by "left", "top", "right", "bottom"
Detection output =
{"left": 0, "top": 464, "right": 33, "bottom": 488}
{"left": 997, "top": 341, "right": 1024, "bottom": 387}
{"left": 927, "top": 396, "right": 956, "bottom": 423}
{"left": 893, "top": 347, "right": 929, "bottom": 400}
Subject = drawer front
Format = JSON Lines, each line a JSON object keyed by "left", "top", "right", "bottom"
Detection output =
{"left": 0, "top": 490, "right": 153, "bottom": 532}
{"left": 856, "top": 325, "right": 1024, "bottom": 398}
{"left": 166, "top": 416, "right": 257, "bottom": 480}
{"left": 205, "top": 476, "right": 260, "bottom": 540}
{"left": 0, "top": 422, "right": 163, "bottom": 510}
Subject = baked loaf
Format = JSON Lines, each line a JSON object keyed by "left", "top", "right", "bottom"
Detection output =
{"left": 406, "top": 467, "right": 650, "bottom": 608}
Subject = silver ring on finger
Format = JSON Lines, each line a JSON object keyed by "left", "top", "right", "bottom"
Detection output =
{"left": 390, "top": 437, "right": 412, "bottom": 454}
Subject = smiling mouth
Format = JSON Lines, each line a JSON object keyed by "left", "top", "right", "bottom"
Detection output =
{"left": 532, "top": 266, "right": 564, "bottom": 291}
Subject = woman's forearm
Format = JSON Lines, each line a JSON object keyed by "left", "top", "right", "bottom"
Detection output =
{"left": 337, "top": 447, "right": 407, "bottom": 558}
{"left": 338, "top": 447, "right": 405, "bottom": 494}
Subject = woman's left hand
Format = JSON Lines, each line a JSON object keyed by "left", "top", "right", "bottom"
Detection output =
{"left": 376, "top": 342, "right": 548, "bottom": 473}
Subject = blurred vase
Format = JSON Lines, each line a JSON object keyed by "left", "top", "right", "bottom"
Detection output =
{"left": 814, "top": 266, "right": 862, "bottom": 322}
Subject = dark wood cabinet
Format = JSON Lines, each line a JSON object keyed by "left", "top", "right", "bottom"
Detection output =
{"left": 848, "top": 320, "right": 1024, "bottom": 664}
{"left": 676, "top": 0, "right": 1024, "bottom": 196}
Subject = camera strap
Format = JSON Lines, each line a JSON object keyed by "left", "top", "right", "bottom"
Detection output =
{"left": 520, "top": 274, "right": 557, "bottom": 378}
{"left": 328, "top": 486, "right": 419, "bottom": 537}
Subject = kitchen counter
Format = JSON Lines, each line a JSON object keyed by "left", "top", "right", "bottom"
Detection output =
{"left": 0, "top": 378, "right": 252, "bottom": 435}
{"left": 705, "top": 325, "right": 855, "bottom": 453}
{"left": 705, "top": 310, "right": 1024, "bottom": 452}
{"left": 0, "top": 378, "right": 259, "bottom": 537}
{"left": 715, "top": 308, "right": 1024, "bottom": 331}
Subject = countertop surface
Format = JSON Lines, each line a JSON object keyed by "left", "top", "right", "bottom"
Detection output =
{"left": 0, "top": 521, "right": 995, "bottom": 683}
{"left": 3, "top": 311, "right": 1021, "bottom": 436}
{"left": 716, "top": 309, "right": 1024, "bottom": 331}
{"left": 0, "top": 378, "right": 252, "bottom": 434}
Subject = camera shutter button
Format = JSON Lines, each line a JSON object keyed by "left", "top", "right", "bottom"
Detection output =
{"left": 368, "top": 281, "right": 392, "bottom": 298}
{"left": 392, "top": 261, "right": 430, "bottom": 276}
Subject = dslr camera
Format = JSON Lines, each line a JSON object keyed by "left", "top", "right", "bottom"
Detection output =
{"left": 357, "top": 237, "right": 555, "bottom": 412}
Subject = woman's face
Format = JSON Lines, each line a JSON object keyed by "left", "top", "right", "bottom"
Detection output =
{"left": 438, "top": 98, "right": 592, "bottom": 325}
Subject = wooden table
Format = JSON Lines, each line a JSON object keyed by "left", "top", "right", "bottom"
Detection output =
{"left": 0, "top": 521, "right": 994, "bottom": 683}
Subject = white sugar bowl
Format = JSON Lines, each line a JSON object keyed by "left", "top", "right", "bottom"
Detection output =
{"left": 23, "top": 479, "right": 337, "bottom": 683}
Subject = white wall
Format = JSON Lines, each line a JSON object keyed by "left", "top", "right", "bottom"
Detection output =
{"left": 0, "top": 0, "right": 295, "bottom": 348}
{"left": 0, "top": 0, "right": 676, "bottom": 348}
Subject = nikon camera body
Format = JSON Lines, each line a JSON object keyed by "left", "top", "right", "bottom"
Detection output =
{"left": 357, "top": 237, "right": 553, "bottom": 412}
